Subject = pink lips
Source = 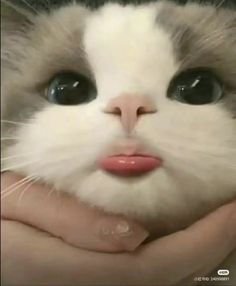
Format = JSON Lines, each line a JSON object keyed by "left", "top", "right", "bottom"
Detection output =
{"left": 99, "top": 155, "right": 162, "bottom": 176}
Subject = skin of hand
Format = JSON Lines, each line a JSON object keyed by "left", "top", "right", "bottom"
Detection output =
{"left": 1, "top": 172, "right": 149, "bottom": 252}
{"left": 1, "top": 172, "right": 236, "bottom": 286}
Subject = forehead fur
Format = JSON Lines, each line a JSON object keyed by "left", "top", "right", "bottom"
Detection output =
{"left": 2, "top": 1, "right": 236, "bottom": 77}
{"left": 84, "top": 2, "right": 178, "bottom": 99}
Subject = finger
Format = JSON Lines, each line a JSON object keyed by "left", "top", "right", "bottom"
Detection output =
{"left": 137, "top": 201, "right": 236, "bottom": 285}
{"left": 1, "top": 220, "right": 141, "bottom": 286}
{"left": 1, "top": 172, "right": 149, "bottom": 252}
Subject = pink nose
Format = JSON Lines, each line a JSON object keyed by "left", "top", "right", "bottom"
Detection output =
{"left": 104, "top": 94, "right": 157, "bottom": 132}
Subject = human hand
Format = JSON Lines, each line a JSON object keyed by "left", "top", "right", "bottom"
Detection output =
{"left": 1, "top": 171, "right": 147, "bottom": 285}
{"left": 1, "top": 172, "right": 149, "bottom": 252}
{"left": 2, "top": 173, "right": 236, "bottom": 285}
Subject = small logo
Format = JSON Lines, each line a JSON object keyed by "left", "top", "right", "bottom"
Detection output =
{"left": 217, "top": 269, "right": 229, "bottom": 276}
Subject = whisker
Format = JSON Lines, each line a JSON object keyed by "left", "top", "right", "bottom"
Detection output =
{"left": 1, "top": 174, "right": 37, "bottom": 194}
{"left": 16, "top": 177, "right": 40, "bottom": 206}
{"left": 44, "top": 186, "right": 56, "bottom": 201}
{"left": 1, "top": 160, "right": 40, "bottom": 173}
{"left": 20, "top": 0, "right": 40, "bottom": 14}
{"left": 215, "top": 0, "right": 227, "bottom": 9}
{"left": 1, "top": 153, "right": 34, "bottom": 161}
{"left": 1, "top": 175, "right": 38, "bottom": 200}
{"left": 1, "top": 120, "right": 32, "bottom": 126}
{"left": 1, "top": 178, "right": 37, "bottom": 200}
{"left": 1, "top": 137, "right": 21, "bottom": 140}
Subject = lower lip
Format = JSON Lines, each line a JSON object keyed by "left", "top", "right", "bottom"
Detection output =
{"left": 99, "top": 155, "right": 162, "bottom": 176}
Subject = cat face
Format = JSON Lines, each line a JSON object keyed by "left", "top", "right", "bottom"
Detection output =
{"left": 2, "top": 0, "right": 236, "bottom": 233}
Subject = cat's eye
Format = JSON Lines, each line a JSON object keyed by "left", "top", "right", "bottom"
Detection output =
{"left": 46, "top": 72, "right": 97, "bottom": 105}
{"left": 167, "top": 69, "right": 224, "bottom": 105}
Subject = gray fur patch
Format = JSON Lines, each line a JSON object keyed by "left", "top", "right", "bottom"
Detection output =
{"left": 1, "top": 0, "right": 90, "bottom": 151}
{"left": 156, "top": 1, "right": 236, "bottom": 117}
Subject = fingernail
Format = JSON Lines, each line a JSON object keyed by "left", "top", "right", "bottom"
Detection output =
{"left": 99, "top": 219, "right": 149, "bottom": 251}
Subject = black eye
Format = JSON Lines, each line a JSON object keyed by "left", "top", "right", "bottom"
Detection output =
{"left": 46, "top": 72, "right": 97, "bottom": 105}
{"left": 167, "top": 69, "right": 224, "bottom": 105}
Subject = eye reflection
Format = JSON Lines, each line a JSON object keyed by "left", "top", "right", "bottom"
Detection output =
{"left": 167, "top": 68, "right": 224, "bottom": 105}
{"left": 45, "top": 72, "right": 97, "bottom": 105}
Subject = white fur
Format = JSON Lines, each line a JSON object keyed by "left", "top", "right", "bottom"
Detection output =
{"left": 4, "top": 4, "right": 236, "bottom": 233}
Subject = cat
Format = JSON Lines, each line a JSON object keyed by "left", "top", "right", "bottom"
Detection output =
{"left": 1, "top": 0, "right": 236, "bottom": 284}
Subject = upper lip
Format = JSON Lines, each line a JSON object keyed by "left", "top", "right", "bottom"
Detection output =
{"left": 104, "top": 141, "right": 160, "bottom": 159}
{"left": 109, "top": 153, "right": 157, "bottom": 158}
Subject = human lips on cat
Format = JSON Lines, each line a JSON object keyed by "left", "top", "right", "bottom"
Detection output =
{"left": 99, "top": 154, "right": 162, "bottom": 176}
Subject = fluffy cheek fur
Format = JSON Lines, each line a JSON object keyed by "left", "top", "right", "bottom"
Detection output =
{"left": 6, "top": 99, "right": 236, "bottom": 232}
